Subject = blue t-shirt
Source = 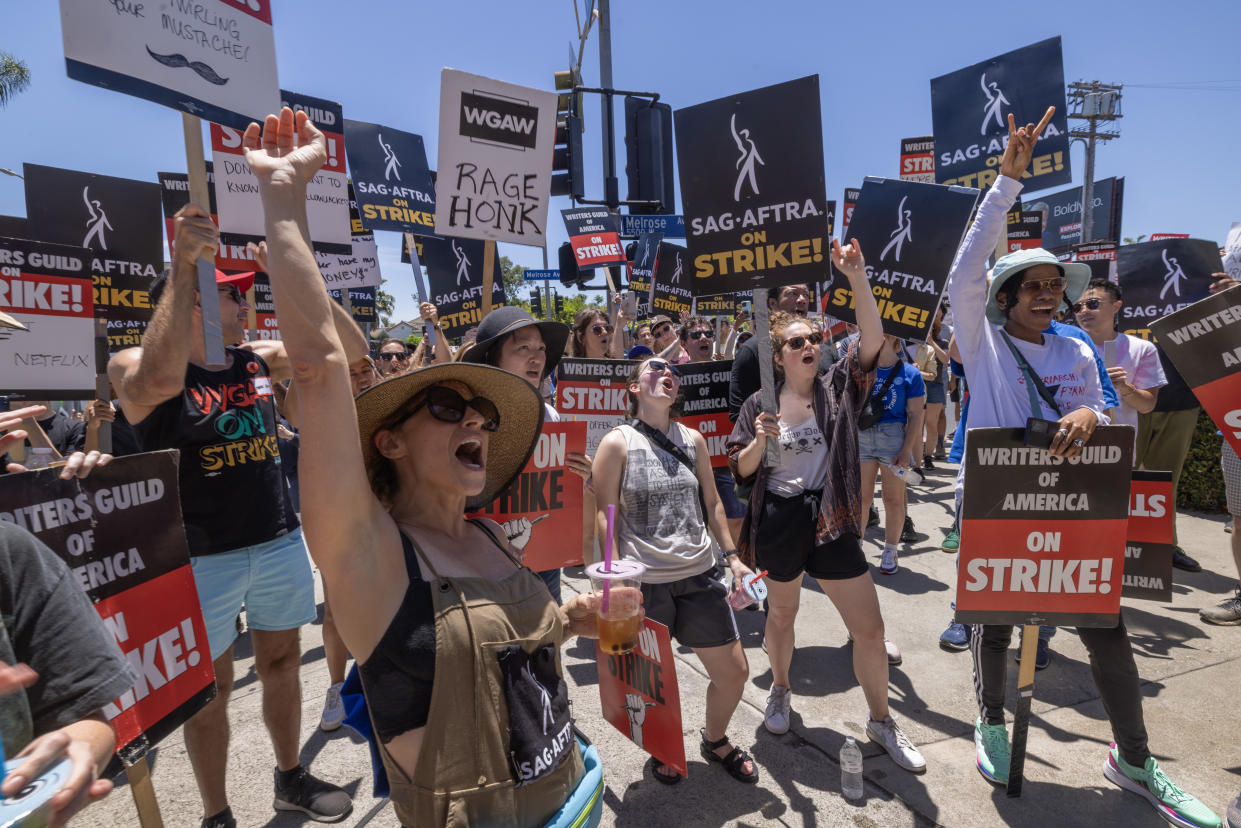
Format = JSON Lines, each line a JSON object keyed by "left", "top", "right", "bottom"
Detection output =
{"left": 872, "top": 361, "right": 925, "bottom": 425}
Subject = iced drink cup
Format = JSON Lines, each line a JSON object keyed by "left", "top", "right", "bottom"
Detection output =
{"left": 586, "top": 560, "right": 646, "bottom": 654}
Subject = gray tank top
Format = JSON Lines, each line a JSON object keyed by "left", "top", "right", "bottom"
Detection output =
{"left": 615, "top": 422, "right": 716, "bottom": 584}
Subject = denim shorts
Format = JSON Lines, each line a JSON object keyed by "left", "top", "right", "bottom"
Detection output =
{"left": 857, "top": 420, "right": 906, "bottom": 464}
{"left": 190, "top": 526, "right": 317, "bottom": 660}
{"left": 924, "top": 380, "right": 946, "bottom": 406}
{"left": 713, "top": 468, "right": 746, "bottom": 519}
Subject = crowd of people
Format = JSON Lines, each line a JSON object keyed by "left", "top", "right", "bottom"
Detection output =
{"left": 1, "top": 107, "right": 1239, "bottom": 828}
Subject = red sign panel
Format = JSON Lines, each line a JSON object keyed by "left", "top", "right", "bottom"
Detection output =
{"left": 598, "top": 619, "right": 686, "bottom": 776}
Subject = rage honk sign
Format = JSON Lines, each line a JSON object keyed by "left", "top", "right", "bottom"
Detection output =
{"left": 58, "top": 0, "right": 279, "bottom": 131}
{"left": 955, "top": 427, "right": 1133, "bottom": 628}
{"left": 675, "top": 75, "right": 830, "bottom": 295}
{"left": 931, "top": 36, "right": 1071, "bottom": 192}
{"left": 435, "top": 69, "right": 558, "bottom": 246}
{"left": 824, "top": 177, "right": 978, "bottom": 342}
{"left": 0, "top": 452, "right": 215, "bottom": 769}
{"left": 597, "top": 618, "right": 686, "bottom": 777}
{"left": 468, "top": 422, "right": 587, "bottom": 570}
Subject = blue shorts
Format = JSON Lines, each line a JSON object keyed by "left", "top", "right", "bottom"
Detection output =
{"left": 190, "top": 527, "right": 317, "bottom": 660}
{"left": 857, "top": 421, "right": 906, "bottom": 465}
{"left": 924, "top": 380, "right": 946, "bottom": 405}
{"left": 713, "top": 468, "right": 746, "bottom": 519}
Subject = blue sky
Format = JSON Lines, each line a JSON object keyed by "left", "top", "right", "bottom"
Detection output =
{"left": 3, "top": 1, "right": 1238, "bottom": 325}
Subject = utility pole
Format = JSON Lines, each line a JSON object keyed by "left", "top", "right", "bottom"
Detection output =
{"left": 596, "top": 0, "right": 619, "bottom": 312}
{"left": 1066, "top": 81, "right": 1122, "bottom": 244}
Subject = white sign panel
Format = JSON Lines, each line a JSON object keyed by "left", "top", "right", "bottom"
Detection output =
{"left": 316, "top": 235, "right": 382, "bottom": 289}
{"left": 59, "top": 0, "right": 280, "bottom": 130}
{"left": 434, "top": 69, "right": 557, "bottom": 246}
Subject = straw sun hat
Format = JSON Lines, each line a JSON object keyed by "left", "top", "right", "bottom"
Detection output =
{"left": 354, "top": 362, "right": 544, "bottom": 510}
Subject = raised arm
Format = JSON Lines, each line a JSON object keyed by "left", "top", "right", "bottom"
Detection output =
{"left": 108, "top": 204, "right": 218, "bottom": 422}
{"left": 243, "top": 108, "right": 387, "bottom": 569}
{"left": 831, "top": 238, "right": 883, "bottom": 371}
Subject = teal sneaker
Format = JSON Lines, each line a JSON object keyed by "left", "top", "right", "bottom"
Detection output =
{"left": 974, "top": 717, "right": 1009, "bottom": 786}
{"left": 1103, "top": 745, "right": 1222, "bottom": 828}
{"left": 942, "top": 528, "right": 960, "bottom": 552}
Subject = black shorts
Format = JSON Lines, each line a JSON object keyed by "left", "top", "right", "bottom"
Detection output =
{"left": 641, "top": 565, "right": 739, "bottom": 649}
{"left": 754, "top": 489, "right": 868, "bottom": 582}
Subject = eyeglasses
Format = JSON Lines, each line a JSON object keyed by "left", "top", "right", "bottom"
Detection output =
{"left": 591, "top": 324, "right": 615, "bottom": 336}
{"left": 390, "top": 386, "right": 501, "bottom": 432}
{"left": 783, "top": 332, "right": 823, "bottom": 350}
{"left": 1071, "top": 297, "right": 1103, "bottom": 313}
{"left": 688, "top": 329, "right": 714, "bottom": 340}
{"left": 652, "top": 324, "right": 672, "bottom": 337}
{"left": 217, "top": 284, "right": 242, "bottom": 303}
{"left": 379, "top": 352, "right": 409, "bottom": 362}
{"left": 644, "top": 359, "right": 680, "bottom": 378}
{"left": 1017, "top": 277, "right": 1067, "bottom": 296}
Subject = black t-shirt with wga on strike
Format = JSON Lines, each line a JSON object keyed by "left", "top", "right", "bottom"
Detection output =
{"left": 132, "top": 347, "right": 298, "bottom": 557}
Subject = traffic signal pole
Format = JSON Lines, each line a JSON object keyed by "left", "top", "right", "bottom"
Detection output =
{"left": 597, "top": 0, "right": 620, "bottom": 303}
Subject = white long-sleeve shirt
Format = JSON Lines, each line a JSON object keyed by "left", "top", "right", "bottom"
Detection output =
{"left": 946, "top": 175, "right": 1109, "bottom": 495}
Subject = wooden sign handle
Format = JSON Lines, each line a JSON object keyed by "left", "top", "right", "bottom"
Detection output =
{"left": 481, "top": 240, "right": 497, "bottom": 317}
{"left": 1006, "top": 625, "right": 1041, "bottom": 797}
{"left": 125, "top": 756, "right": 165, "bottom": 828}
{"left": 752, "top": 289, "right": 781, "bottom": 467}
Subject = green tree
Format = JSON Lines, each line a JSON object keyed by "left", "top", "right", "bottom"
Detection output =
{"left": 500, "top": 256, "right": 526, "bottom": 304}
{"left": 0, "top": 52, "right": 31, "bottom": 108}
{"left": 375, "top": 285, "right": 396, "bottom": 329}
{"left": 1122, "top": 235, "right": 1147, "bottom": 245}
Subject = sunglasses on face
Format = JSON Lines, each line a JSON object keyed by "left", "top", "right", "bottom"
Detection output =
{"left": 379, "top": 352, "right": 409, "bottom": 362}
{"left": 652, "top": 324, "right": 672, "bottom": 337}
{"left": 591, "top": 324, "right": 615, "bottom": 336}
{"left": 1072, "top": 298, "right": 1104, "bottom": 313}
{"left": 783, "top": 332, "right": 823, "bottom": 350}
{"left": 1017, "top": 277, "right": 1067, "bottom": 296}
{"left": 391, "top": 385, "right": 501, "bottom": 433}
{"left": 644, "top": 359, "right": 680, "bottom": 378}
{"left": 688, "top": 329, "right": 714, "bottom": 340}
{"left": 217, "top": 284, "right": 243, "bottom": 303}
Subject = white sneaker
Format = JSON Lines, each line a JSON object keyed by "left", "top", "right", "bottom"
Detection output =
{"left": 879, "top": 548, "right": 899, "bottom": 575}
{"left": 319, "top": 681, "right": 345, "bottom": 732}
{"left": 764, "top": 685, "right": 792, "bottom": 735}
{"left": 884, "top": 638, "right": 902, "bottom": 666}
{"left": 866, "top": 714, "right": 925, "bottom": 773}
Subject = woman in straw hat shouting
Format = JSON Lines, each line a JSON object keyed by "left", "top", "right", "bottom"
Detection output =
{"left": 242, "top": 108, "right": 608, "bottom": 828}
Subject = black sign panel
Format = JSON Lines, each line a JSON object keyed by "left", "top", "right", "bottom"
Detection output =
{"left": 651, "top": 241, "right": 694, "bottom": 321}
{"left": 343, "top": 120, "right": 435, "bottom": 233}
{"left": 23, "top": 164, "right": 164, "bottom": 350}
{"left": 675, "top": 76, "right": 830, "bottom": 295}
{"left": 627, "top": 231, "right": 662, "bottom": 315}
{"left": 1117, "top": 239, "right": 1222, "bottom": 340}
{"left": 840, "top": 189, "right": 860, "bottom": 239}
{"left": 695, "top": 293, "right": 736, "bottom": 317}
{"left": 328, "top": 286, "right": 377, "bottom": 331}
{"left": 823, "top": 178, "right": 978, "bottom": 341}
{"left": 931, "top": 37, "right": 1071, "bottom": 192}
{"left": 1023, "top": 177, "right": 1124, "bottom": 251}
{"left": 421, "top": 235, "right": 505, "bottom": 339}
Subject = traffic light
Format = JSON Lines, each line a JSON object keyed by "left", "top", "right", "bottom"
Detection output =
{"left": 554, "top": 291, "right": 565, "bottom": 317}
{"left": 559, "top": 241, "right": 588, "bottom": 288}
{"left": 530, "top": 288, "right": 543, "bottom": 318}
{"left": 551, "top": 68, "right": 585, "bottom": 201}
{"left": 624, "top": 96, "right": 675, "bottom": 215}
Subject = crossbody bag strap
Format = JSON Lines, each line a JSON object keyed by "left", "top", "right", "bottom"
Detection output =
{"left": 627, "top": 419, "right": 709, "bottom": 521}
{"left": 999, "top": 330, "right": 1062, "bottom": 419}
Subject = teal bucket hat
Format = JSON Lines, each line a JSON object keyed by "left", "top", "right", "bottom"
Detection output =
{"left": 985, "top": 247, "right": 1093, "bottom": 325}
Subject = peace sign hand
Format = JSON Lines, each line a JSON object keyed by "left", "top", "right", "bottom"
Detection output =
{"left": 998, "top": 106, "right": 1055, "bottom": 182}
{"left": 242, "top": 107, "right": 327, "bottom": 192}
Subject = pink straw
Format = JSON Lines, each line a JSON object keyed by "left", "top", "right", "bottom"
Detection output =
{"left": 601, "top": 505, "right": 616, "bottom": 613}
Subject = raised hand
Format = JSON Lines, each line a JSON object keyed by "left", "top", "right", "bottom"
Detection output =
{"left": 999, "top": 107, "right": 1055, "bottom": 181}
{"left": 831, "top": 237, "right": 868, "bottom": 282}
{"left": 242, "top": 107, "right": 327, "bottom": 191}
{"left": 172, "top": 203, "right": 219, "bottom": 265}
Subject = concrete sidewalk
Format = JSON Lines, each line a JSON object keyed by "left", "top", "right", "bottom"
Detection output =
{"left": 79, "top": 462, "right": 1240, "bottom": 827}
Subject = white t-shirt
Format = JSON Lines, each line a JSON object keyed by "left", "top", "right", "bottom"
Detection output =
{"left": 1096, "top": 333, "right": 1166, "bottom": 431}
{"left": 766, "top": 416, "right": 829, "bottom": 497}
{"left": 544, "top": 402, "right": 561, "bottom": 422}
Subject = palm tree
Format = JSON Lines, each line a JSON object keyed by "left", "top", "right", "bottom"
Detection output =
{"left": 1122, "top": 235, "right": 1147, "bottom": 245}
{"left": 0, "top": 52, "right": 31, "bottom": 108}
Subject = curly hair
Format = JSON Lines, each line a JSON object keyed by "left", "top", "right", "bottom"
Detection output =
{"left": 768, "top": 312, "right": 820, "bottom": 379}
{"left": 569, "top": 308, "right": 609, "bottom": 357}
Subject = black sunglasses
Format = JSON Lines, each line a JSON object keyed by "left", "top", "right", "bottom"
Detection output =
{"left": 591, "top": 323, "right": 615, "bottom": 336}
{"left": 783, "top": 332, "right": 823, "bottom": 350}
{"left": 652, "top": 324, "right": 672, "bottom": 336}
{"left": 378, "top": 352, "right": 409, "bottom": 361}
{"left": 645, "top": 359, "right": 680, "bottom": 378}
{"left": 1072, "top": 298, "right": 1103, "bottom": 313}
{"left": 688, "top": 329, "right": 714, "bottom": 340}
{"left": 390, "top": 386, "right": 501, "bottom": 432}
{"left": 217, "top": 283, "right": 242, "bottom": 303}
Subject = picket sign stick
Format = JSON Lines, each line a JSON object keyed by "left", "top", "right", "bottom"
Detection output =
{"left": 753, "top": 289, "right": 781, "bottom": 467}
{"left": 341, "top": 288, "right": 354, "bottom": 319}
{"left": 245, "top": 286, "right": 258, "bottom": 342}
{"left": 405, "top": 233, "right": 435, "bottom": 347}
{"left": 481, "top": 240, "right": 497, "bottom": 316}
{"left": 181, "top": 114, "right": 227, "bottom": 367}
{"left": 94, "top": 319, "right": 112, "bottom": 454}
{"left": 1006, "top": 625, "right": 1040, "bottom": 797}
{"left": 124, "top": 756, "right": 164, "bottom": 828}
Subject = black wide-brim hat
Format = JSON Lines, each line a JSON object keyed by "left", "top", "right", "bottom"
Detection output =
{"left": 354, "top": 362, "right": 544, "bottom": 510}
{"left": 457, "top": 306, "right": 570, "bottom": 378}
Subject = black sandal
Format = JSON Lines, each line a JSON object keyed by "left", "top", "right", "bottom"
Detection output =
{"left": 645, "top": 755, "right": 682, "bottom": 785}
{"left": 699, "top": 730, "right": 759, "bottom": 784}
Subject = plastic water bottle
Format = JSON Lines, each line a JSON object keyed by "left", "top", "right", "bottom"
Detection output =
{"left": 887, "top": 463, "right": 925, "bottom": 487}
{"left": 840, "top": 736, "right": 864, "bottom": 800}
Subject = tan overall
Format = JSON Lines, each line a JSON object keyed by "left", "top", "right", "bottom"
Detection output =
{"left": 376, "top": 531, "right": 584, "bottom": 827}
